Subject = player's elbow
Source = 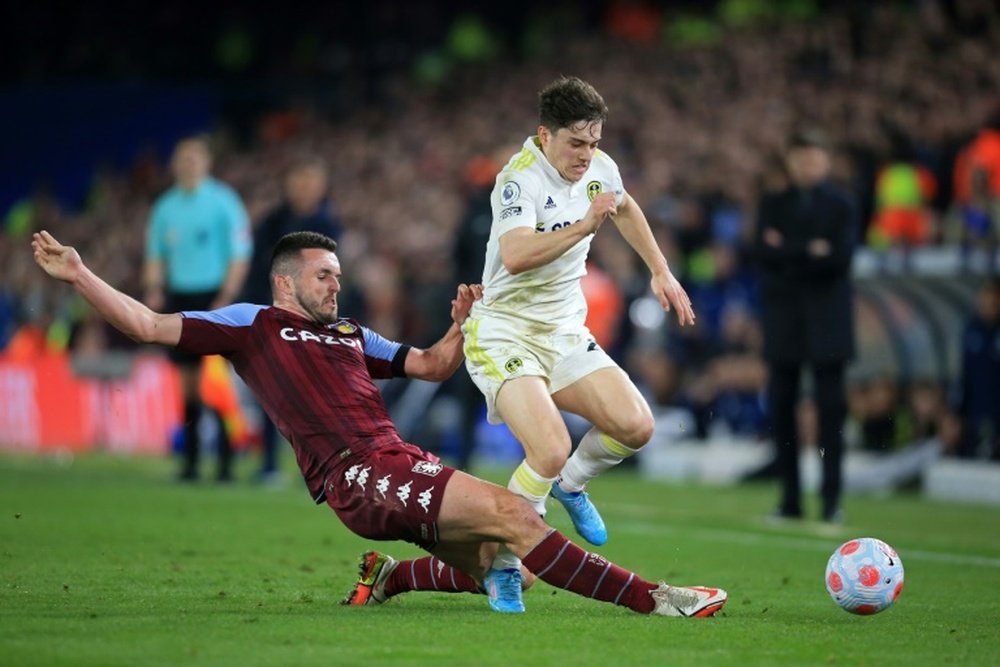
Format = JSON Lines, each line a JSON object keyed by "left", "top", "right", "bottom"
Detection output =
{"left": 430, "top": 357, "right": 463, "bottom": 382}
{"left": 500, "top": 250, "right": 529, "bottom": 275}
{"left": 423, "top": 365, "right": 452, "bottom": 383}
{"left": 409, "top": 352, "right": 457, "bottom": 383}
{"left": 133, "top": 312, "right": 176, "bottom": 346}
{"left": 502, "top": 261, "right": 525, "bottom": 276}
{"left": 131, "top": 321, "right": 160, "bottom": 345}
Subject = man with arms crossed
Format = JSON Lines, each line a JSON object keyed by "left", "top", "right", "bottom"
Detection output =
{"left": 464, "top": 76, "right": 695, "bottom": 611}
{"left": 31, "top": 230, "right": 724, "bottom": 618}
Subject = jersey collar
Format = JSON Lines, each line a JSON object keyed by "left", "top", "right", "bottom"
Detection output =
{"left": 525, "top": 136, "right": 575, "bottom": 186}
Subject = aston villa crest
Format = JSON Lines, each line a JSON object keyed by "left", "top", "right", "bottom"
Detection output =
{"left": 333, "top": 320, "right": 357, "bottom": 335}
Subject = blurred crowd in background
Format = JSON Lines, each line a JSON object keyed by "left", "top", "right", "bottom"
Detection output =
{"left": 2, "top": 0, "right": 999, "bottom": 463}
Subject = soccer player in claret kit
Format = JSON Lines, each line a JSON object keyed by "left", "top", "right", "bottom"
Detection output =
{"left": 31, "top": 229, "right": 726, "bottom": 617}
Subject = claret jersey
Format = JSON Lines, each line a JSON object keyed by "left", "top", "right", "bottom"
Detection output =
{"left": 177, "top": 303, "right": 411, "bottom": 502}
{"left": 478, "top": 135, "right": 626, "bottom": 325}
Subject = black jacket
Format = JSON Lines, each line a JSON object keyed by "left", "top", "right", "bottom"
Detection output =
{"left": 240, "top": 201, "right": 343, "bottom": 305}
{"left": 753, "top": 182, "right": 857, "bottom": 365}
{"left": 957, "top": 314, "right": 1000, "bottom": 420}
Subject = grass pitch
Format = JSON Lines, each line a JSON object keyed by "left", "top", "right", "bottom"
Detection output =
{"left": 1, "top": 451, "right": 998, "bottom": 667}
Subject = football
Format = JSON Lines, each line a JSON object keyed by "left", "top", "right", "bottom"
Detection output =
{"left": 824, "top": 537, "right": 904, "bottom": 615}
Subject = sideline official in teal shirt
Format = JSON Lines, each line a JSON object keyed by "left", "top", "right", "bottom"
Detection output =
{"left": 142, "top": 135, "right": 251, "bottom": 483}
{"left": 143, "top": 136, "right": 252, "bottom": 309}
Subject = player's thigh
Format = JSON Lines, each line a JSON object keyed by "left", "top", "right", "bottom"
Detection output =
{"left": 495, "top": 375, "right": 572, "bottom": 471}
{"left": 552, "top": 366, "right": 654, "bottom": 446}
{"left": 435, "top": 470, "right": 546, "bottom": 549}
{"left": 463, "top": 313, "right": 554, "bottom": 426}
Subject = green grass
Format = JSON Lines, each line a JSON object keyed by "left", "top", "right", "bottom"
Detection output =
{"left": 2, "top": 452, "right": 999, "bottom": 667}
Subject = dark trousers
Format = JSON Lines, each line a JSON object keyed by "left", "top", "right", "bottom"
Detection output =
{"left": 180, "top": 385, "right": 233, "bottom": 481}
{"left": 957, "top": 413, "right": 1000, "bottom": 461}
{"left": 260, "top": 411, "right": 279, "bottom": 475}
{"left": 167, "top": 291, "right": 232, "bottom": 481}
{"left": 768, "top": 361, "right": 846, "bottom": 518}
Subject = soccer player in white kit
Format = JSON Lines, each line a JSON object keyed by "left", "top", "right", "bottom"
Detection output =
{"left": 463, "top": 76, "right": 696, "bottom": 612}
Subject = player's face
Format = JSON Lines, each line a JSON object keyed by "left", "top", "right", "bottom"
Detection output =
{"left": 539, "top": 121, "right": 602, "bottom": 182}
{"left": 293, "top": 249, "right": 342, "bottom": 324}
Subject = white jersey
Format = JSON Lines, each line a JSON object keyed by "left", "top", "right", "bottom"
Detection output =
{"left": 477, "top": 135, "right": 626, "bottom": 326}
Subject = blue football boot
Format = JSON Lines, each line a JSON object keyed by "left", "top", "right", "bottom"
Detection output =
{"left": 483, "top": 567, "right": 525, "bottom": 613}
{"left": 550, "top": 482, "right": 608, "bottom": 546}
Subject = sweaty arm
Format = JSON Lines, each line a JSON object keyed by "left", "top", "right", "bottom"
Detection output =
{"left": 611, "top": 193, "right": 670, "bottom": 276}
{"left": 498, "top": 192, "right": 618, "bottom": 275}
{"left": 32, "top": 231, "right": 182, "bottom": 346}
{"left": 404, "top": 283, "right": 483, "bottom": 382}
{"left": 611, "top": 194, "right": 695, "bottom": 326}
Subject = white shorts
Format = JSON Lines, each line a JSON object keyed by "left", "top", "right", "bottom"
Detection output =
{"left": 462, "top": 311, "right": 618, "bottom": 424}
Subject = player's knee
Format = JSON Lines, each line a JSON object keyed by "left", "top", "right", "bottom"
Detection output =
{"left": 632, "top": 411, "right": 655, "bottom": 447}
{"left": 495, "top": 491, "right": 549, "bottom": 544}
{"left": 608, "top": 408, "right": 654, "bottom": 449}
{"left": 530, "top": 445, "right": 571, "bottom": 477}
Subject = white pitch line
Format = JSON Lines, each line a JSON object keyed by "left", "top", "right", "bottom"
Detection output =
{"left": 614, "top": 520, "right": 1000, "bottom": 569}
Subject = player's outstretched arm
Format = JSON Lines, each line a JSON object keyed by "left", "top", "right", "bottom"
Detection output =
{"left": 611, "top": 194, "right": 696, "bottom": 327}
{"left": 404, "top": 283, "right": 482, "bottom": 382}
{"left": 32, "top": 231, "right": 182, "bottom": 346}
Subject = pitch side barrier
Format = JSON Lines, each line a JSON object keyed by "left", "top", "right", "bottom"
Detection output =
{"left": 0, "top": 352, "right": 249, "bottom": 453}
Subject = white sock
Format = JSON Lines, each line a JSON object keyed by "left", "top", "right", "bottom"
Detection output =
{"left": 508, "top": 459, "right": 556, "bottom": 517}
{"left": 557, "top": 428, "right": 636, "bottom": 492}
{"left": 493, "top": 460, "right": 557, "bottom": 571}
{"left": 491, "top": 545, "right": 522, "bottom": 571}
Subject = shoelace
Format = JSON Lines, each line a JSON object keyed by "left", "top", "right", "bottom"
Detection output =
{"left": 567, "top": 491, "right": 594, "bottom": 511}
{"left": 657, "top": 585, "right": 700, "bottom": 610}
{"left": 496, "top": 572, "right": 522, "bottom": 600}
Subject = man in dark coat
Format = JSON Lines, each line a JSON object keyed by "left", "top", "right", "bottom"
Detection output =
{"left": 754, "top": 129, "right": 857, "bottom": 522}
{"left": 242, "top": 157, "right": 342, "bottom": 306}
{"left": 954, "top": 278, "right": 1000, "bottom": 460}
{"left": 240, "top": 156, "right": 342, "bottom": 481}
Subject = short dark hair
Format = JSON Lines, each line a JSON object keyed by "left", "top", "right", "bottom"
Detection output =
{"left": 538, "top": 76, "right": 608, "bottom": 132}
{"left": 174, "top": 134, "right": 212, "bottom": 155}
{"left": 288, "top": 154, "right": 328, "bottom": 177}
{"left": 269, "top": 231, "right": 338, "bottom": 284}
{"left": 787, "top": 127, "right": 830, "bottom": 152}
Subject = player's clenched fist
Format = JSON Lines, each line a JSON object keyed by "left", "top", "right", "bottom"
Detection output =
{"left": 581, "top": 192, "right": 618, "bottom": 234}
